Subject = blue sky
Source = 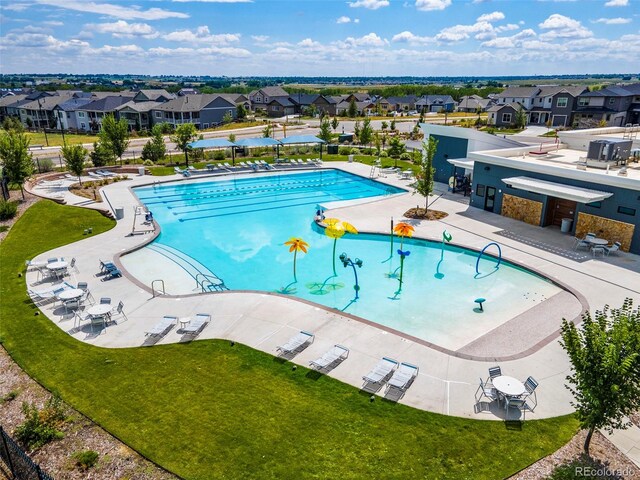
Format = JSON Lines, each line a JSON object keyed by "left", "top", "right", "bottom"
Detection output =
{"left": 0, "top": 0, "right": 637, "bottom": 76}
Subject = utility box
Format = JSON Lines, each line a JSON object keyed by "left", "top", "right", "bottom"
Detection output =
{"left": 327, "top": 144, "right": 339, "bottom": 154}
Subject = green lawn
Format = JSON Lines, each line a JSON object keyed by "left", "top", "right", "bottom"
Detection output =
{"left": 0, "top": 201, "right": 579, "bottom": 479}
{"left": 22, "top": 131, "right": 99, "bottom": 147}
{"left": 149, "top": 154, "right": 418, "bottom": 176}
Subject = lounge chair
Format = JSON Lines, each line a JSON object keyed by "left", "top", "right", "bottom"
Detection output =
{"left": 309, "top": 344, "right": 349, "bottom": 370}
{"left": 296, "top": 159, "right": 305, "bottom": 165}
{"left": 386, "top": 362, "right": 419, "bottom": 391}
{"left": 88, "top": 171, "right": 103, "bottom": 179}
{"left": 238, "top": 162, "right": 248, "bottom": 168}
{"left": 276, "top": 330, "right": 314, "bottom": 355}
{"left": 97, "top": 170, "right": 115, "bottom": 177}
{"left": 182, "top": 313, "right": 210, "bottom": 337}
{"left": 145, "top": 316, "right": 177, "bottom": 338}
{"left": 223, "top": 162, "right": 234, "bottom": 170}
{"left": 206, "top": 164, "right": 216, "bottom": 172}
{"left": 99, "top": 259, "right": 117, "bottom": 273}
{"left": 362, "top": 357, "right": 399, "bottom": 384}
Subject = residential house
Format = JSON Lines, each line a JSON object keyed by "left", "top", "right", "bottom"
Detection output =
{"left": 496, "top": 86, "right": 539, "bottom": 110}
{"left": 132, "top": 89, "right": 174, "bottom": 103}
{"left": 386, "top": 95, "right": 418, "bottom": 112}
{"left": 374, "top": 97, "right": 392, "bottom": 114}
{"left": 311, "top": 95, "right": 337, "bottom": 116}
{"left": 177, "top": 88, "right": 199, "bottom": 96}
{"left": 216, "top": 94, "right": 251, "bottom": 112}
{"left": 487, "top": 103, "right": 523, "bottom": 127}
{"left": 0, "top": 94, "right": 27, "bottom": 122}
{"left": 75, "top": 95, "right": 133, "bottom": 132}
{"left": 289, "top": 93, "right": 319, "bottom": 114}
{"left": 151, "top": 94, "right": 237, "bottom": 129}
{"left": 248, "top": 86, "right": 289, "bottom": 111}
{"left": 53, "top": 97, "right": 94, "bottom": 131}
{"left": 416, "top": 95, "right": 457, "bottom": 113}
{"left": 457, "top": 95, "right": 493, "bottom": 113}
{"left": 573, "top": 83, "right": 640, "bottom": 128}
{"left": 526, "top": 86, "right": 586, "bottom": 127}
{"left": 266, "top": 97, "right": 295, "bottom": 117}
{"left": 115, "top": 101, "right": 164, "bottom": 131}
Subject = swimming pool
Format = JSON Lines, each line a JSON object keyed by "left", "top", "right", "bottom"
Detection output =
{"left": 126, "top": 169, "right": 563, "bottom": 350}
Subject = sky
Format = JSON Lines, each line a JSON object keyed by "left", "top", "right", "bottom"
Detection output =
{"left": 0, "top": 0, "right": 638, "bottom": 77}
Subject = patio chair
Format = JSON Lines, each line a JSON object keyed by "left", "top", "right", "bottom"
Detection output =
{"left": 475, "top": 377, "right": 498, "bottom": 403}
{"left": 73, "top": 311, "right": 91, "bottom": 329}
{"left": 110, "top": 301, "right": 128, "bottom": 322}
{"left": 69, "top": 257, "right": 78, "bottom": 273}
{"left": 276, "top": 330, "right": 315, "bottom": 355}
{"left": 522, "top": 376, "right": 538, "bottom": 411}
{"left": 487, "top": 366, "right": 502, "bottom": 383}
{"left": 362, "top": 357, "right": 399, "bottom": 384}
{"left": 223, "top": 162, "right": 234, "bottom": 170}
{"left": 104, "top": 267, "right": 122, "bottom": 280}
{"left": 64, "top": 298, "right": 81, "bottom": 314}
{"left": 90, "top": 314, "right": 106, "bottom": 333}
{"left": 100, "top": 297, "right": 112, "bottom": 305}
{"left": 238, "top": 162, "right": 248, "bottom": 169}
{"left": 505, "top": 396, "right": 531, "bottom": 421}
{"left": 145, "top": 316, "right": 176, "bottom": 338}
{"left": 309, "top": 345, "right": 349, "bottom": 370}
{"left": 25, "top": 259, "right": 47, "bottom": 270}
{"left": 574, "top": 233, "right": 596, "bottom": 251}
{"left": 206, "top": 164, "right": 216, "bottom": 172}
{"left": 386, "top": 362, "right": 419, "bottom": 392}
{"left": 296, "top": 159, "right": 305, "bottom": 165}
{"left": 604, "top": 241, "right": 622, "bottom": 256}
{"left": 182, "top": 313, "right": 210, "bottom": 337}
{"left": 77, "top": 282, "right": 95, "bottom": 305}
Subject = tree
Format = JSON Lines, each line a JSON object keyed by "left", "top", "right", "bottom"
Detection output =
{"left": 0, "top": 129, "right": 33, "bottom": 199}
{"left": 374, "top": 133, "right": 381, "bottom": 156}
{"left": 347, "top": 98, "right": 358, "bottom": 118}
{"left": 228, "top": 133, "right": 236, "bottom": 143}
{"left": 89, "top": 141, "right": 115, "bottom": 167}
{"left": 236, "top": 104, "right": 247, "bottom": 120}
{"left": 359, "top": 118, "right": 373, "bottom": 147}
{"left": 353, "top": 120, "right": 361, "bottom": 143}
{"left": 414, "top": 137, "right": 437, "bottom": 211}
{"left": 141, "top": 124, "right": 167, "bottom": 164}
{"left": 62, "top": 143, "right": 88, "bottom": 185}
{"left": 331, "top": 117, "right": 339, "bottom": 132}
{"left": 171, "top": 123, "right": 198, "bottom": 167}
{"left": 560, "top": 299, "right": 640, "bottom": 456}
{"left": 381, "top": 121, "right": 388, "bottom": 132}
{"left": 222, "top": 111, "right": 234, "bottom": 125}
{"left": 515, "top": 106, "right": 527, "bottom": 129}
{"left": 390, "top": 119, "right": 396, "bottom": 131}
{"left": 318, "top": 118, "right": 332, "bottom": 143}
{"left": 262, "top": 123, "right": 272, "bottom": 138}
{"left": 99, "top": 114, "right": 129, "bottom": 166}
{"left": 418, "top": 111, "right": 425, "bottom": 124}
{"left": 387, "top": 137, "right": 406, "bottom": 168}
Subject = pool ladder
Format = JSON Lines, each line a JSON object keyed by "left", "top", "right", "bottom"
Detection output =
{"left": 151, "top": 279, "right": 166, "bottom": 297}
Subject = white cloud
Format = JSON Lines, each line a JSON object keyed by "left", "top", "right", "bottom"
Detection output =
{"left": 348, "top": 0, "right": 389, "bottom": 9}
{"left": 298, "top": 38, "right": 322, "bottom": 48}
{"left": 605, "top": 0, "right": 628, "bottom": 6}
{"left": 415, "top": 0, "right": 451, "bottom": 11}
{"left": 148, "top": 46, "right": 251, "bottom": 58}
{"left": 251, "top": 35, "right": 269, "bottom": 42}
{"left": 337, "top": 16, "right": 351, "bottom": 23}
{"left": 88, "top": 20, "right": 159, "bottom": 39}
{"left": 391, "top": 31, "right": 434, "bottom": 44}
{"left": 0, "top": 32, "right": 89, "bottom": 50}
{"left": 172, "top": 0, "right": 252, "bottom": 2}
{"left": 343, "top": 32, "right": 388, "bottom": 47}
{"left": 481, "top": 28, "right": 536, "bottom": 48}
{"left": 593, "top": 17, "right": 631, "bottom": 24}
{"left": 538, "top": 14, "right": 592, "bottom": 40}
{"left": 42, "top": 20, "right": 64, "bottom": 26}
{"left": 34, "top": 0, "right": 189, "bottom": 20}
{"left": 435, "top": 20, "right": 494, "bottom": 43}
{"left": 4, "top": 3, "right": 30, "bottom": 11}
{"left": 163, "top": 26, "right": 240, "bottom": 44}
{"left": 496, "top": 23, "right": 520, "bottom": 32}
{"left": 476, "top": 11, "right": 505, "bottom": 23}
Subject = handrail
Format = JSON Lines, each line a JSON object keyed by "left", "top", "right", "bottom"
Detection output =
{"left": 195, "top": 273, "right": 227, "bottom": 292}
{"left": 151, "top": 279, "right": 165, "bottom": 297}
{"left": 475, "top": 242, "right": 502, "bottom": 275}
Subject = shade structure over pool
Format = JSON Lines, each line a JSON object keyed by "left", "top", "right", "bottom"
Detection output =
{"left": 278, "top": 135, "right": 327, "bottom": 145}
{"left": 188, "top": 138, "right": 236, "bottom": 149}
{"left": 235, "top": 137, "right": 281, "bottom": 147}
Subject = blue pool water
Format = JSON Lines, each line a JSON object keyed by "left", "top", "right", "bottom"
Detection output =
{"left": 132, "top": 170, "right": 561, "bottom": 348}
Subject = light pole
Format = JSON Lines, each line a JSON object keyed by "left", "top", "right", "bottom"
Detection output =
{"left": 37, "top": 99, "right": 49, "bottom": 146}
{"left": 339, "top": 252, "right": 363, "bottom": 300}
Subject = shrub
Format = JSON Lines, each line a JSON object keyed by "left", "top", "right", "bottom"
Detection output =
{"left": 338, "top": 146, "right": 351, "bottom": 155}
{"left": 380, "top": 151, "right": 389, "bottom": 158}
{"left": 0, "top": 200, "right": 18, "bottom": 220}
{"left": 1, "top": 390, "right": 19, "bottom": 403}
{"left": 350, "top": 147, "right": 360, "bottom": 155}
{"left": 143, "top": 159, "right": 155, "bottom": 166}
{"left": 14, "top": 395, "right": 66, "bottom": 450}
{"left": 72, "top": 450, "right": 99, "bottom": 470}
{"left": 400, "top": 152, "right": 412, "bottom": 162}
{"left": 38, "top": 158, "right": 55, "bottom": 173}
{"left": 213, "top": 151, "right": 225, "bottom": 161}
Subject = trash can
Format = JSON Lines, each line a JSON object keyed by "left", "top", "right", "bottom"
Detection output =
{"left": 348, "top": 154, "right": 354, "bottom": 163}
{"left": 138, "top": 167, "right": 145, "bottom": 176}
{"left": 114, "top": 206, "right": 125, "bottom": 220}
{"left": 560, "top": 218, "right": 573, "bottom": 233}
{"left": 327, "top": 144, "right": 338, "bottom": 155}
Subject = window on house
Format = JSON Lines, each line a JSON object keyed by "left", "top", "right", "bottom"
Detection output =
{"left": 556, "top": 97, "right": 568, "bottom": 108}
{"left": 609, "top": 98, "right": 616, "bottom": 105}
{"left": 155, "top": 111, "right": 162, "bottom": 118}
{"left": 618, "top": 206, "right": 636, "bottom": 216}
{"left": 78, "top": 112, "right": 85, "bottom": 117}
{"left": 578, "top": 98, "right": 590, "bottom": 106}
{"left": 192, "top": 111, "right": 199, "bottom": 119}
{"left": 476, "top": 184, "right": 486, "bottom": 197}
{"left": 502, "top": 113, "right": 512, "bottom": 123}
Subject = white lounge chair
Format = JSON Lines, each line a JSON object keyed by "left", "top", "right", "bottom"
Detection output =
{"left": 145, "top": 316, "right": 176, "bottom": 338}
{"left": 296, "top": 159, "right": 305, "bottom": 165}
{"left": 88, "top": 171, "right": 103, "bottom": 179}
{"left": 362, "top": 357, "right": 399, "bottom": 384}
{"left": 276, "top": 330, "right": 314, "bottom": 355}
{"left": 309, "top": 345, "right": 349, "bottom": 370}
{"left": 386, "top": 362, "right": 419, "bottom": 391}
{"left": 182, "top": 313, "right": 210, "bottom": 337}
{"left": 223, "top": 162, "right": 234, "bottom": 170}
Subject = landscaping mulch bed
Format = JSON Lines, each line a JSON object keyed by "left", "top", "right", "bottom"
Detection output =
{"left": 512, "top": 429, "right": 637, "bottom": 479}
{"left": 0, "top": 346, "right": 176, "bottom": 480}
{"left": 403, "top": 207, "right": 448, "bottom": 220}
{"left": 0, "top": 191, "right": 39, "bottom": 243}
{"left": 69, "top": 176, "right": 129, "bottom": 203}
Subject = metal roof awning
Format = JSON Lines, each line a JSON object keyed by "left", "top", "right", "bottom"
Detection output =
{"left": 278, "top": 135, "right": 326, "bottom": 145}
{"left": 502, "top": 176, "right": 613, "bottom": 203}
{"left": 188, "top": 138, "right": 236, "bottom": 149}
{"left": 235, "top": 137, "right": 281, "bottom": 147}
{"left": 447, "top": 158, "right": 475, "bottom": 170}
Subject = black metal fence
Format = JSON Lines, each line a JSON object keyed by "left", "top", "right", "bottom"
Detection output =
{"left": 0, "top": 426, "right": 54, "bottom": 480}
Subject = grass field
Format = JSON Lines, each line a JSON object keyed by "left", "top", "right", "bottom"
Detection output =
{"left": 22, "top": 131, "right": 98, "bottom": 147}
{"left": 0, "top": 201, "right": 579, "bottom": 479}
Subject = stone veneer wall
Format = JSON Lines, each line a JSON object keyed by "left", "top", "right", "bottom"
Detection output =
{"left": 501, "top": 194, "right": 543, "bottom": 226}
{"left": 575, "top": 212, "right": 635, "bottom": 252}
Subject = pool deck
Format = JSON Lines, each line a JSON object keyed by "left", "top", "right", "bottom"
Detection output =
{"left": 26, "top": 163, "right": 640, "bottom": 424}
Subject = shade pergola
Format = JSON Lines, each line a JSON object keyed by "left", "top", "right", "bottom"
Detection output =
{"left": 276, "top": 135, "right": 327, "bottom": 158}
{"left": 188, "top": 138, "right": 239, "bottom": 164}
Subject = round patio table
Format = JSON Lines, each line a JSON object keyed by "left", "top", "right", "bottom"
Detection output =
{"left": 47, "top": 261, "right": 68, "bottom": 270}
{"left": 492, "top": 376, "right": 526, "bottom": 397}
{"left": 589, "top": 238, "right": 608, "bottom": 246}
{"left": 87, "top": 304, "right": 112, "bottom": 317}
{"left": 179, "top": 317, "right": 191, "bottom": 329}
{"left": 58, "top": 289, "right": 83, "bottom": 301}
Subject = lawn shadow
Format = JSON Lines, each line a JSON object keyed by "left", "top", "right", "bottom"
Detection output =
{"left": 306, "top": 370, "right": 323, "bottom": 381}
{"left": 360, "top": 380, "right": 384, "bottom": 394}
{"left": 504, "top": 420, "right": 523, "bottom": 431}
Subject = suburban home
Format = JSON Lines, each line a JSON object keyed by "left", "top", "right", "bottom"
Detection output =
{"left": 487, "top": 103, "right": 525, "bottom": 127}
{"left": 386, "top": 95, "right": 418, "bottom": 112}
{"left": 416, "top": 95, "right": 456, "bottom": 113}
{"left": 573, "top": 83, "right": 640, "bottom": 128}
{"left": 289, "top": 93, "right": 319, "bottom": 114}
{"left": 374, "top": 97, "right": 392, "bottom": 114}
{"left": 16, "top": 91, "right": 78, "bottom": 129}
{"left": 53, "top": 97, "right": 94, "bottom": 131}
{"left": 311, "top": 95, "right": 337, "bottom": 116}
{"left": 132, "top": 89, "right": 175, "bottom": 103}
{"left": 216, "top": 93, "right": 251, "bottom": 112}
{"left": 496, "top": 86, "right": 539, "bottom": 110}
{"left": 248, "top": 86, "right": 289, "bottom": 111}
{"left": 525, "top": 86, "right": 587, "bottom": 127}
{"left": 150, "top": 94, "right": 237, "bottom": 129}
{"left": 74, "top": 95, "right": 133, "bottom": 132}
{"left": 0, "top": 94, "right": 27, "bottom": 122}
{"left": 266, "top": 97, "right": 296, "bottom": 117}
{"left": 422, "top": 123, "right": 640, "bottom": 254}
{"left": 115, "top": 100, "right": 164, "bottom": 131}
{"left": 457, "top": 95, "right": 493, "bottom": 113}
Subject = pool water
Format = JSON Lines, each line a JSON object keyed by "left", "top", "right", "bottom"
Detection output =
{"left": 131, "top": 170, "right": 562, "bottom": 349}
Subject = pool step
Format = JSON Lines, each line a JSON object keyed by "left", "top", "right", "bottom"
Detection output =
{"left": 146, "top": 243, "right": 228, "bottom": 292}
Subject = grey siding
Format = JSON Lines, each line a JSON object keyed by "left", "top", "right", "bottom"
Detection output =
{"left": 429, "top": 134, "right": 469, "bottom": 184}
{"left": 470, "top": 161, "right": 640, "bottom": 253}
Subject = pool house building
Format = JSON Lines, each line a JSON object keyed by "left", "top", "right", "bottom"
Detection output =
{"left": 421, "top": 124, "right": 640, "bottom": 254}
